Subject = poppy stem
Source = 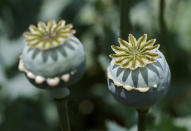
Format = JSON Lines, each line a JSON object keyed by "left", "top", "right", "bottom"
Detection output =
{"left": 51, "top": 88, "right": 71, "bottom": 131}
{"left": 120, "top": 0, "right": 132, "bottom": 40}
{"left": 159, "top": 0, "right": 166, "bottom": 33}
{"left": 136, "top": 108, "right": 149, "bottom": 131}
{"left": 55, "top": 98, "right": 71, "bottom": 131}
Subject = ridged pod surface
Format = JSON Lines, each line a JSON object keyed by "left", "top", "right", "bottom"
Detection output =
{"left": 107, "top": 34, "right": 171, "bottom": 108}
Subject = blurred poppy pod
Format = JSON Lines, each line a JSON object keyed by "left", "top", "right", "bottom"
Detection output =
{"left": 18, "top": 19, "right": 86, "bottom": 89}
{"left": 107, "top": 34, "right": 170, "bottom": 108}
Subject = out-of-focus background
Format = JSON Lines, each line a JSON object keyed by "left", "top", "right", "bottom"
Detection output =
{"left": 0, "top": 0, "right": 191, "bottom": 130}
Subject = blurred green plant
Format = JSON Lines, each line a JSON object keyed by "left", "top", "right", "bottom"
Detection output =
{"left": 0, "top": 0, "right": 191, "bottom": 131}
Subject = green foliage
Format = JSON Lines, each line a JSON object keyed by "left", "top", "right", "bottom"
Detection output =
{"left": 0, "top": 0, "right": 191, "bottom": 130}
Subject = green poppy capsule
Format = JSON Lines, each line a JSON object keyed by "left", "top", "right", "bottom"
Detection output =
{"left": 19, "top": 20, "right": 86, "bottom": 89}
{"left": 107, "top": 34, "right": 171, "bottom": 108}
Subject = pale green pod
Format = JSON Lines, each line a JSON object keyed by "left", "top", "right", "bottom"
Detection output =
{"left": 19, "top": 20, "right": 86, "bottom": 88}
{"left": 107, "top": 34, "right": 171, "bottom": 108}
{"left": 22, "top": 36, "right": 85, "bottom": 78}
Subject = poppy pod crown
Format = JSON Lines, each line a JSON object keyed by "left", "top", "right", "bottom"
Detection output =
{"left": 109, "top": 34, "right": 160, "bottom": 70}
{"left": 24, "top": 20, "right": 76, "bottom": 50}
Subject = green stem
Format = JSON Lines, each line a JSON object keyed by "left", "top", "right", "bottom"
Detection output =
{"left": 159, "top": 0, "right": 166, "bottom": 32}
{"left": 159, "top": 0, "right": 168, "bottom": 39}
{"left": 136, "top": 108, "right": 149, "bottom": 131}
{"left": 50, "top": 88, "right": 71, "bottom": 131}
{"left": 159, "top": 0, "right": 173, "bottom": 62}
{"left": 55, "top": 98, "right": 71, "bottom": 131}
{"left": 120, "top": 0, "right": 132, "bottom": 40}
{"left": 159, "top": 0, "right": 169, "bottom": 47}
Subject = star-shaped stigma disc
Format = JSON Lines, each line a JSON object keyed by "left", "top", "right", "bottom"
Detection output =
{"left": 24, "top": 20, "right": 76, "bottom": 50}
{"left": 109, "top": 34, "right": 160, "bottom": 70}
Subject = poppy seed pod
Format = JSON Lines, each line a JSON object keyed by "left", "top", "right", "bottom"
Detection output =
{"left": 19, "top": 19, "right": 86, "bottom": 89}
{"left": 107, "top": 34, "right": 170, "bottom": 108}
